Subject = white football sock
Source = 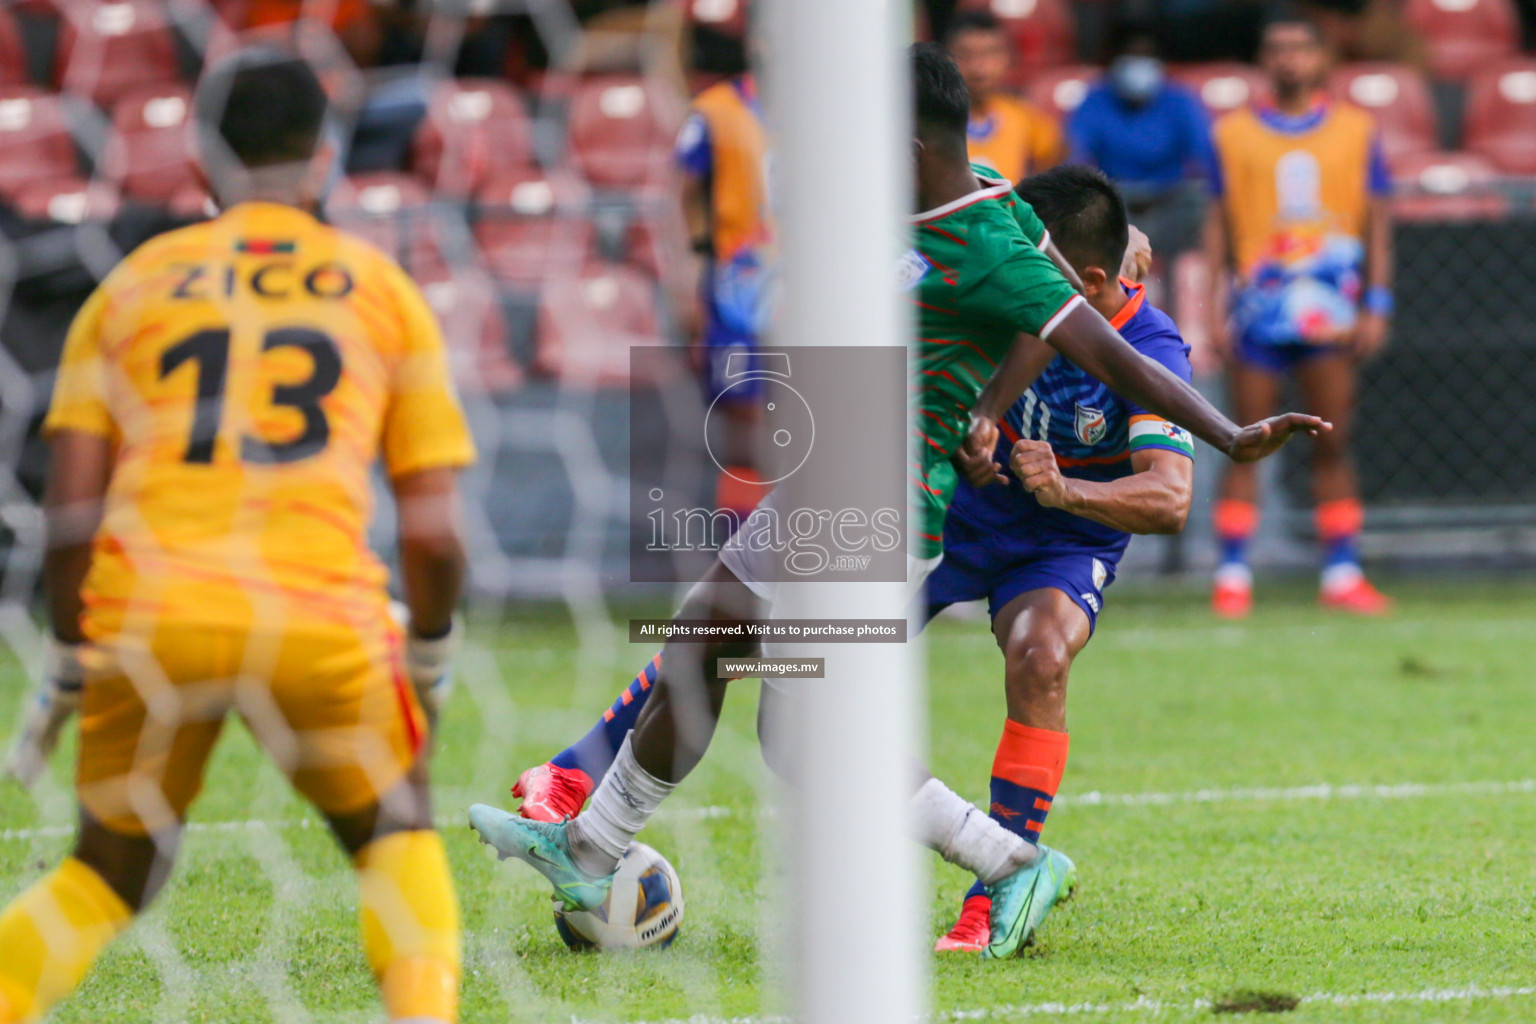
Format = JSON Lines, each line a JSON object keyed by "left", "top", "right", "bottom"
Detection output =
{"left": 1321, "top": 561, "right": 1363, "bottom": 594}
{"left": 1214, "top": 562, "right": 1253, "bottom": 588}
{"left": 567, "top": 733, "right": 677, "bottom": 876}
{"left": 909, "top": 777, "right": 1038, "bottom": 885}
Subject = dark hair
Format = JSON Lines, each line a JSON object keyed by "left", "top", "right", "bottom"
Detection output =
{"left": 196, "top": 48, "right": 328, "bottom": 169}
{"left": 1107, "top": 20, "right": 1160, "bottom": 58}
{"left": 944, "top": 9, "right": 1005, "bottom": 43}
{"left": 1014, "top": 165, "right": 1129, "bottom": 278}
{"left": 911, "top": 42, "right": 969, "bottom": 145}
{"left": 1260, "top": 5, "right": 1324, "bottom": 43}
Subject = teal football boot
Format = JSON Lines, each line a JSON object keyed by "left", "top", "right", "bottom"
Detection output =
{"left": 983, "top": 845, "right": 1076, "bottom": 959}
{"left": 469, "top": 803, "right": 614, "bottom": 911}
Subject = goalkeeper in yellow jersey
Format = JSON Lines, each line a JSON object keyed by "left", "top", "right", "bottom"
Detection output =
{"left": 0, "top": 48, "right": 474, "bottom": 1024}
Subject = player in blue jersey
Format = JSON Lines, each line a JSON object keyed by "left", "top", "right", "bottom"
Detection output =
{"left": 931, "top": 164, "right": 1197, "bottom": 951}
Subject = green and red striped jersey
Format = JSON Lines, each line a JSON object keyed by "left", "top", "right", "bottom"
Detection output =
{"left": 906, "top": 168, "right": 1082, "bottom": 557}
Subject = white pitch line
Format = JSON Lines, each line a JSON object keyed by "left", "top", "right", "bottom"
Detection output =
{"left": 0, "top": 805, "right": 732, "bottom": 844}
{"left": 4, "top": 778, "right": 1535, "bottom": 844}
{"left": 1051, "top": 777, "right": 1536, "bottom": 809}
{"left": 588, "top": 983, "right": 1536, "bottom": 1024}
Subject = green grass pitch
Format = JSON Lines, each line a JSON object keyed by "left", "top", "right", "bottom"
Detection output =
{"left": 2, "top": 579, "right": 1534, "bottom": 1022}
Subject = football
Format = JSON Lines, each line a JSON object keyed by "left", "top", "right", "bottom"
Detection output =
{"left": 552, "top": 842, "right": 684, "bottom": 950}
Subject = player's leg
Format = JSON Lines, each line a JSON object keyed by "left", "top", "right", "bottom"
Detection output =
{"left": 472, "top": 556, "right": 759, "bottom": 907}
{"left": 0, "top": 631, "right": 227, "bottom": 1023}
{"left": 517, "top": 534, "right": 976, "bottom": 819}
{"left": 753, "top": 676, "right": 1047, "bottom": 949}
{"left": 1213, "top": 355, "right": 1284, "bottom": 617}
{"left": 326, "top": 765, "right": 459, "bottom": 1024}
{"left": 254, "top": 626, "right": 460, "bottom": 1024}
{"left": 704, "top": 343, "right": 771, "bottom": 522}
{"left": 512, "top": 652, "right": 663, "bottom": 822}
{"left": 938, "top": 583, "right": 1091, "bottom": 953}
{"left": 1295, "top": 352, "right": 1391, "bottom": 614}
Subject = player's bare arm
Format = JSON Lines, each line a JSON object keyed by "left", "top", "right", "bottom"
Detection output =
{"left": 1010, "top": 440, "right": 1192, "bottom": 534}
{"left": 1202, "top": 200, "right": 1231, "bottom": 362}
{"left": 394, "top": 467, "right": 468, "bottom": 640}
{"left": 672, "top": 170, "right": 711, "bottom": 340}
{"left": 43, "top": 429, "right": 114, "bottom": 644}
{"left": 1352, "top": 195, "right": 1392, "bottom": 361}
{"left": 4, "top": 429, "right": 115, "bottom": 784}
{"left": 394, "top": 466, "right": 469, "bottom": 722}
{"left": 1044, "top": 301, "right": 1330, "bottom": 463}
{"left": 956, "top": 333, "right": 1056, "bottom": 487}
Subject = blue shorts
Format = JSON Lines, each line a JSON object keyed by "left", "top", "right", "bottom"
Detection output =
{"left": 1235, "top": 337, "right": 1348, "bottom": 374}
{"left": 702, "top": 325, "right": 763, "bottom": 403}
{"left": 925, "top": 547, "right": 1116, "bottom": 634}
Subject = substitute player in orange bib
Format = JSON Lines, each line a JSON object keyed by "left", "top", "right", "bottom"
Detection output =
{"left": 0, "top": 49, "right": 473, "bottom": 1024}
{"left": 1205, "top": 12, "right": 1394, "bottom": 617}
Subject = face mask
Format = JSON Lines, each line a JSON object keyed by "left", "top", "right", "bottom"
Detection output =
{"left": 1110, "top": 55, "right": 1164, "bottom": 105}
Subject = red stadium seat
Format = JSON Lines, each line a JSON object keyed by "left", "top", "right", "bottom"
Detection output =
{"left": 1328, "top": 64, "right": 1437, "bottom": 166}
{"left": 621, "top": 205, "right": 689, "bottom": 280}
{"left": 415, "top": 262, "right": 523, "bottom": 395}
{"left": 958, "top": 0, "right": 1075, "bottom": 76}
{"left": 535, "top": 260, "right": 662, "bottom": 385}
{"left": 474, "top": 169, "right": 591, "bottom": 287}
{"left": 566, "top": 75, "right": 683, "bottom": 190}
{"left": 12, "top": 179, "right": 120, "bottom": 223}
{"left": 1389, "top": 150, "right": 1508, "bottom": 221}
{"left": 1171, "top": 63, "right": 1271, "bottom": 117}
{"left": 1405, "top": 0, "right": 1518, "bottom": 81}
{"left": 55, "top": 0, "right": 183, "bottom": 109}
{"left": 327, "top": 172, "right": 441, "bottom": 269}
{"left": 101, "top": 85, "right": 197, "bottom": 201}
{"left": 0, "top": 89, "right": 79, "bottom": 200}
{"left": 0, "top": 8, "right": 30, "bottom": 89}
{"left": 1464, "top": 60, "right": 1536, "bottom": 173}
{"left": 1023, "top": 64, "right": 1097, "bottom": 122}
{"left": 412, "top": 78, "right": 533, "bottom": 197}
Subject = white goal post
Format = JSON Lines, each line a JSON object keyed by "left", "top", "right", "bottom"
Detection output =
{"left": 766, "top": 0, "right": 926, "bottom": 1021}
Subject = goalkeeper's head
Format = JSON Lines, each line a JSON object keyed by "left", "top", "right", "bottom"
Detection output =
{"left": 194, "top": 46, "right": 331, "bottom": 207}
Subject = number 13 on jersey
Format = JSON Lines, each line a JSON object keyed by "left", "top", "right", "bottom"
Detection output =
{"left": 159, "top": 326, "right": 342, "bottom": 466}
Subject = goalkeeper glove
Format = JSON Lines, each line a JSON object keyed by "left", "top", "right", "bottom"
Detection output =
{"left": 5, "top": 637, "right": 85, "bottom": 788}
{"left": 390, "top": 601, "right": 460, "bottom": 717}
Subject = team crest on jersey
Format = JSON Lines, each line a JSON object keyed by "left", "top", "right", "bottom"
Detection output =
{"left": 1074, "top": 402, "right": 1107, "bottom": 445}
{"left": 896, "top": 249, "right": 933, "bottom": 292}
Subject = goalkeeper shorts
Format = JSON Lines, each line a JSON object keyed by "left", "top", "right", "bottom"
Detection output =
{"left": 75, "top": 620, "right": 425, "bottom": 837}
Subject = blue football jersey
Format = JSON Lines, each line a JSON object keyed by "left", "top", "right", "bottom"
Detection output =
{"left": 945, "top": 281, "right": 1195, "bottom": 564}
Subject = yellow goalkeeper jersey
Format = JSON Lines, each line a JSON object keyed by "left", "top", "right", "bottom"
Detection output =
{"left": 45, "top": 201, "right": 476, "bottom": 640}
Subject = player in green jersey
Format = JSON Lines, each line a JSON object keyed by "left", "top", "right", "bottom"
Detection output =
{"left": 469, "top": 44, "right": 1327, "bottom": 956}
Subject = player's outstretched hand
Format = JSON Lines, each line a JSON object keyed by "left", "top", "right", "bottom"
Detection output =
{"left": 955, "top": 412, "right": 1008, "bottom": 487}
{"left": 1011, "top": 439, "right": 1070, "bottom": 508}
{"left": 1226, "top": 413, "right": 1332, "bottom": 463}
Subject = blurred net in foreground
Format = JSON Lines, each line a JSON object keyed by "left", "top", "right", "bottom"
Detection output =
{"left": 0, "top": 1, "right": 764, "bottom": 1021}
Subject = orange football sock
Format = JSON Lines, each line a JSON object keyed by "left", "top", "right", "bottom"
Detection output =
{"left": 962, "top": 720, "right": 1071, "bottom": 904}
